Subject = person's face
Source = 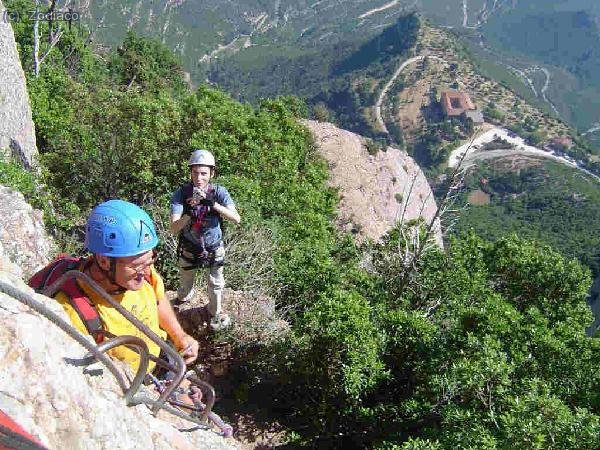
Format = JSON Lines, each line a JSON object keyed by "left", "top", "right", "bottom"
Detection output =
{"left": 98, "top": 250, "right": 155, "bottom": 291}
{"left": 190, "top": 165, "right": 213, "bottom": 189}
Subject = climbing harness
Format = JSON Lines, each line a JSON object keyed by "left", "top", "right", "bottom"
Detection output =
{"left": 178, "top": 244, "right": 225, "bottom": 271}
{"left": 0, "top": 270, "right": 232, "bottom": 436}
{"left": 177, "top": 183, "right": 226, "bottom": 270}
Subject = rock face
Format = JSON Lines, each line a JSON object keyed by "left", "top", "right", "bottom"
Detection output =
{"left": 0, "top": 185, "right": 53, "bottom": 279}
{"left": 0, "top": 192, "right": 237, "bottom": 449}
{"left": 304, "top": 120, "right": 442, "bottom": 245}
{"left": 0, "top": 0, "right": 38, "bottom": 169}
{"left": 0, "top": 267, "right": 239, "bottom": 450}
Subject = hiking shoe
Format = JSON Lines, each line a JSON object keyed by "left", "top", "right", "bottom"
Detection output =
{"left": 209, "top": 313, "right": 231, "bottom": 332}
{"left": 172, "top": 297, "right": 185, "bottom": 307}
{"left": 177, "top": 287, "right": 196, "bottom": 304}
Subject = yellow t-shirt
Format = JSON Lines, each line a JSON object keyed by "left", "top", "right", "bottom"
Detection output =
{"left": 55, "top": 263, "right": 167, "bottom": 373}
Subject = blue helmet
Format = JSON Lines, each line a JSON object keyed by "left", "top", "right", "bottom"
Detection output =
{"left": 85, "top": 200, "right": 158, "bottom": 257}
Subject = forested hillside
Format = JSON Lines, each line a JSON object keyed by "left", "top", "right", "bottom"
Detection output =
{"left": 210, "top": 13, "right": 420, "bottom": 141}
{"left": 52, "top": 0, "right": 600, "bottom": 139}
{"left": 2, "top": 1, "right": 599, "bottom": 448}
{"left": 479, "top": 0, "right": 600, "bottom": 135}
{"left": 78, "top": 0, "right": 420, "bottom": 82}
{"left": 455, "top": 159, "right": 600, "bottom": 276}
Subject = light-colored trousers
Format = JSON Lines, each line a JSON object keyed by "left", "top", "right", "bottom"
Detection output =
{"left": 177, "top": 245, "right": 225, "bottom": 317}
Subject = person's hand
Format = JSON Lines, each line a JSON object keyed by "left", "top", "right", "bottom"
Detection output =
{"left": 174, "top": 334, "right": 199, "bottom": 365}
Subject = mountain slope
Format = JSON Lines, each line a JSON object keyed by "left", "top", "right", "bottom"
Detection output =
{"left": 81, "top": 0, "right": 418, "bottom": 81}
{"left": 72, "top": 0, "right": 600, "bottom": 136}
{"left": 479, "top": 0, "right": 600, "bottom": 132}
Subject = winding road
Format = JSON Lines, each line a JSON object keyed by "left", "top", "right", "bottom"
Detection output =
{"left": 375, "top": 55, "right": 447, "bottom": 134}
{"left": 448, "top": 126, "right": 600, "bottom": 183}
{"left": 537, "top": 67, "right": 560, "bottom": 117}
{"left": 505, "top": 64, "right": 560, "bottom": 118}
{"left": 583, "top": 123, "right": 600, "bottom": 136}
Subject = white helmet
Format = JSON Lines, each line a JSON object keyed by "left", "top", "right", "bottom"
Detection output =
{"left": 188, "top": 149, "right": 215, "bottom": 167}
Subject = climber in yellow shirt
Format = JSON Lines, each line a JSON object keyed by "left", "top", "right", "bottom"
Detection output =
{"left": 53, "top": 199, "right": 198, "bottom": 372}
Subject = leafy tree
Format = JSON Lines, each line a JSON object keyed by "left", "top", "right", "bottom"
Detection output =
{"left": 109, "top": 31, "right": 187, "bottom": 92}
{"left": 362, "top": 233, "right": 599, "bottom": 449}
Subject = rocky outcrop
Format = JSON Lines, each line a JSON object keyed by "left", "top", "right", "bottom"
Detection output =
{"left": 304, "top": 120, "right": 442, "bottom": 245}
{"left": 0, "top": 0, "right": 38, "bottom": 169}
{"left": 0, "top": 185, "right": 53, "bottom": 279}
{"left": 0, "top": 267, "right": 239, "bottom": 450}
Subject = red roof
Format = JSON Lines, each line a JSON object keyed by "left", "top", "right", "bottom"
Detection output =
{"left": 441, "top": 90, "right": 476, "bottom": 116}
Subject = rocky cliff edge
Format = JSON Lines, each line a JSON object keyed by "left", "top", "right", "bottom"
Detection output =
{"left": 0, "top": 0, "right": 38, "bottom": 170}
{"left": 304, "top": 120, "right": 442, "bottom": 246}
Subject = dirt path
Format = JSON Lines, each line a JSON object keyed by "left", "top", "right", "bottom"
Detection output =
{"left": 375, "top": 55, "right": 447, "bottom": 134}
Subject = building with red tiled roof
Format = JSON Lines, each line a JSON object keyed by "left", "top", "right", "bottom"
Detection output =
{"left": 441, "top": 90, "right": 475, "bottom": 115}
{"left": 440, "top": 90, "right": 483, "bottom": 124}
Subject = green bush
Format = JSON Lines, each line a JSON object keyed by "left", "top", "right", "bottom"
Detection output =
{"left": 299, "top": 289, "right": 385, "bottom": 400}
{"left": 0, "top": 158, "right": 78, "bottom": 241}
{"left": 0, "top": 158, "right": 36, "bottom": 195}
{"left": 365, "top": 234, "right": 600, "bottom": 448}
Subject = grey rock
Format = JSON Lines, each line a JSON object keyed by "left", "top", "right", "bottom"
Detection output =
{"left": 0, "top": 0, "right": 38, "bottom": 170}
{"left": 0, "top": 269, "right": 240, "bottom": 450}
{"left": 0, "top": 185, "right": 53, "bottom": 279}
{"left": 304, "top": 119, "right": 443, "bottom": 246}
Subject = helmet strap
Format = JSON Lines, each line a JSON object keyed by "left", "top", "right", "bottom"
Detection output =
{"left": 91, "top": 255, "right": 127, "bottom": 295}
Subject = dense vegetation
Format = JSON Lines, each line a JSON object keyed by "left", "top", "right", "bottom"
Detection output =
{"left": 239, "top": 232, "right": 599, "bottom": 448}
{"left": 454, "top": 160, "right": 600, "bottom": 277}
{"left": 4, "top": 1, "right": 599, "bottom": 447}
{"left": 210, "top": 14, "right": 420, "bottom": 140}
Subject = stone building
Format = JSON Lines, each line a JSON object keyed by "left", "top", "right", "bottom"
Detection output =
{"left": 440, "top": 89, "right": 484, "bottom": 124}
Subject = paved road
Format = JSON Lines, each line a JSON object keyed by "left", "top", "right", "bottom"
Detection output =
{"left": 359, "top": 0, "right": 399, "bottom": 19}
{"left": 583, "top": 123, "right": 600, "bottom": 136}
{"left": 464, "top": 149, "right": 600, "bottom": 183}
{"left": 448, "top": 126, "right": 600, "bottom": 183}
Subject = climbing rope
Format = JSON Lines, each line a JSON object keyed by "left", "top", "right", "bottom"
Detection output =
{"left": 0, "top": 279, "right": 133, "bottom": 395}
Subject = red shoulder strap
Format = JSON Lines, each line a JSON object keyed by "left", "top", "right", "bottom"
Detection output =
{"left": 28, "top": 256, "right": 104, "bottom": 343}
{"left": 0, "top": 409, "right": 48, "bottom": 449}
